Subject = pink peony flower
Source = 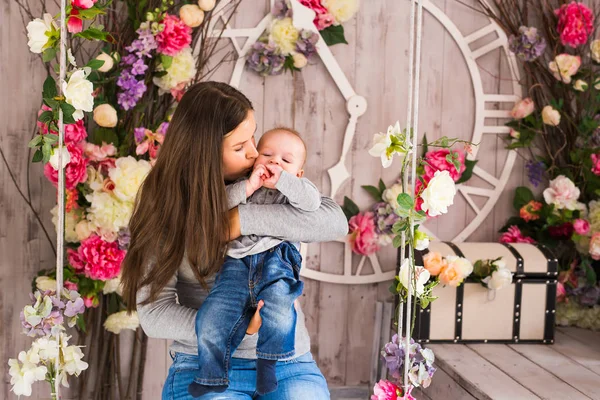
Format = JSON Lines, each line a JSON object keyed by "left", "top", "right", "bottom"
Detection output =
{"left": 591, "top": 154, "right": 600, "bottom": 175}
{"left": 43, "top": 143, "right": 88, "bottom": 190}
{"left": 510, "top": 98, "right": 535, "bottom": 119}
{"left": 519, "top": 200, "right": 542, "bottom": 222}
{"left": 557, "top": 282, "right": 568, "bottom": 303}
{"left": 555, "top": 2, "right": 594, "bottom": 48}
{"left": 64, "top": 280, "right": 79, "bottom": 291}
{"left": 423, "top": 149, "right": 466, "bottom": 182}
{"left": 67, "top": 10, "right": 83, "bottom": 34}
{"left": 349, "top": 212, "right": 380, "bottom": 256}
{"left": 77, "top": 235, "right": 126, "bottom": 280}
{"left": 156, "top": 14, "right": 192, "bottom": 56}
{"left": 72, "top": 0, "right": 97, "bottom": 9}
{"left": 573, "top": 219, "right": 590, "bottom": 235}
{"left": 371, "top": 380, "right": 402, "bottom": 400}
{"left": 37, "top": 105, "right": 88, "bottom": 144}
{"left": 299, "top": 0, "right": 335, "bottom": 30}
{"left": 68, "top": 248, "right": 86, "bottom": 273}
{"left": 500, "top": 225, "right": 536, "bottom": 244}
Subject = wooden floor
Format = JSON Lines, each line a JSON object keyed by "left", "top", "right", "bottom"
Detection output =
{"left": 332, "top": 327, "right": 600, "bottom": 400}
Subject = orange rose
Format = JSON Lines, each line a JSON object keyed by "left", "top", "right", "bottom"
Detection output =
{"left": 423, "top": 251, "right": 447, "bottom": 276}
{"left": 438, "top": 262, "right": 463, "bottom": 287}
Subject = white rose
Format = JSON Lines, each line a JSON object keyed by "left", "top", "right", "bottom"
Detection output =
{"left": 93, "top": 104, "right": 118, "bottom": 128}
{"left": 398, "top": 259, "right": 430, "bottom": 296}
{"left": 543, "top": 175, "right": 581, "bottom": 210}
{"left": 36, "top": 276, "right": 57, "bottom": 292}
{"left": 180, "top": 4, "right": 204, "bottom": 28}
{"left": 104, "top": 311, "right": 140, "bottom": 334}
{"left": 26, "top": 14, "right": 55, "bottom": 53}
{"left": 323, "top": 0, "right": 359, "bottom": 24}
{"left": 484, "top": 267, "right": 513, "bottom": 290}
{"left": 591, "top": 40, "right": 600, "bottom": 63}
{"left": 548, "top": 54, "right": 581, "bottom": 84}
{"left": 198, "top": 0, "right": 216, "bottom": 11}
{"left": 95, "top": 52, "right": 114, "bottom": 72}
{"left": 103, "top": 275, "right": 123, "bottom": 295}
{"left": 108, "top": 156, "right": 152, "bottom": 203}
{"left": 542, "top": 105, "right": 561, "bottom": 126}
{"left": 420, "top": 170, "right": 456, "bottom": 217}
{"left": 494, "top": 259, "right": 507, "bottom": 270}
{"left": 49, "top": 147, "right": 71, "bottom": 170}
{"left": 63, "top": 69, "right": 94, "bottom": 121}
{"left": 382, "top": 183, "right": 403, "bottom": 208}
{"left": 573, "top": 80, "right": 588, "bottom": 91}
{"left": 445, "top": 255, "right": 473, "bottom": 277}
{"left": 292, "top": 52, "right": 308, "bottom": 69}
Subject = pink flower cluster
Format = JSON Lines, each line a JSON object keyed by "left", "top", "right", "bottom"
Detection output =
{"left": 554, "top": 2, "right": 594, "bottom": 48}
{"left": 348, "top": 212, "right": 380, "bottom": 256}
{"left": 37, "top": 105, "right": 88, "bottom": 144}
{"left": 69, "top": 235, "right": 126, "bottom": 281}
{"left": 423, "top": 149, "right": 466, "bottom": 182}
{"left": 299, "top": 0, "right": 335, "bottom": 30}
{"left": 499, "top": 225, "right": 536, "bottom": 244}
{"left": 156, "top": 14, "right": 192, "bottom": 56}
{"left": 591, "top": 154, "right": 600, "bottom": 176}
{"left": 371, "top": 380, "right": 414, "bottom": 400}
{"left": 43, "top": 143, "right": 89, "bottom": 190}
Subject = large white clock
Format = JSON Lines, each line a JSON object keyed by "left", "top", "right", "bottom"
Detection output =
{"left": 201, "top": 0, "right": 521, "bottom": 284}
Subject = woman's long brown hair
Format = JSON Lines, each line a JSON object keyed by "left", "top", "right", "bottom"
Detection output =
{"left": 121, "top": 81, "right": 253, "bottom": 312}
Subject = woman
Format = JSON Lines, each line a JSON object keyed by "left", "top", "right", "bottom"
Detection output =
{"left": 121, "top": 81, "right": 348, "bottom": 399}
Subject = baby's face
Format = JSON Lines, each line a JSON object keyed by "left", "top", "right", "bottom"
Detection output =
{"left": 255, "top": 130, "right": 305, "bottom": 177}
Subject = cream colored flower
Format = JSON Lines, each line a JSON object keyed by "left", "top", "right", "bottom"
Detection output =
{"left": 62, "top": 344, "right": 88, "bottom": 376}
{"left": 51, "top": 205, "right": 82, "bottom": 243}
{"left": 49, "top": 147, "right": 71, "bottom": 170}
{"left": 63, "top": 69, "right": 94, "bottom": 121}
{"left": 103, "top": 274, "right": 123, "bottom": 296}
{"left": 95, "top": 52, "right": 114, "bottom": 72}
{"left": 445, "top": 255, "right": 473, "bottom": 278}
{"left": 198, "top": 0, "right": 216, "bottom": 11}
{"left": 420, "top": 170, "right": 456, "bottom": 217}
{"left": 152, "top": 47, "right": 197, "bottom": 92}
{"left": 483, "top": 267, "right": 512, "bottom": 290}
{"left": 398, "top": 259, "right": 430, "bottom": 296}
{"left": 292, "top": 52, "right": 308, "bottom": 69}
{"left": 573, "top": 80, "right": 588, "bottom": 91}
{"left": 108, "top": 156, "right": 152, "bottom": 203}
{"left": 85, "top": 191, "right": 133, "bottom": 234}
{"left": 382, "top": 183, "right": 403, "bottom": 208}
{"left": 323, "top": 0, "right": 359, "bottom": 24}
{"left": 543, "top": 175, "right": 581, "bottom": 210}
{"left": 36, "top": 276, "right": 57, "bottom": 292}
{"left": 548, "top": 54, "right": 581, "bottom": 84}
{"left": 104, "top": 311, "right": 140, "bottom": 334}
{"left": 93, "top": 104, "right": 118, "bottom": 128}
{"left": 180, "top": 4, "right": 204, "bottom": 27}
{"left": 269, "top": 17, "right": 299, "bottom": 55}
{"left": 591, "top": 39, "right": 600, "bottom": 63}
{"left": 542, "top": 105, "right": 561, "bottom": 126}
{"left": 26, "top": 14, "right": 55, "bottom": 53}
{"left": 510, "top": 98, "right": 535, "bottom": 119}
{"left": 75, "top": 219, "right": 94, "bottom": 241}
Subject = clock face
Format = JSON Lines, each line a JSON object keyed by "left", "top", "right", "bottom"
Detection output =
{"left": 209, "top": 0, "right": 520, "bottom": 284}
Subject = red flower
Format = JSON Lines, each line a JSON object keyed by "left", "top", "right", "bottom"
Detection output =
{"left": 555, "top": 2, "right": 594, "bottom": 48}
{"left": 548, "top": 222, "right": 574, "bottom": 239}
{"left": 43, "top": 143, "right": 89, "bottom": 190}
{"left": 68, "top": 10, "right": 83, "bottom": 34}
{"left": 499, "top": 225, "right": 536, "bottom": 244}
{"left": 156, "top": 14, "right": 192, "bottom": 56}
{"left": 72, "top": 0, "right": 97, "bottom": 9}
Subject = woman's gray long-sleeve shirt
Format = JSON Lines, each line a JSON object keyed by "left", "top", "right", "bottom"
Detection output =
{"left": 135, "top": 194, "right": 349, "bottom": 358}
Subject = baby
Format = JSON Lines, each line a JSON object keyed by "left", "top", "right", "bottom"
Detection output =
{"left": 189, "top": 127, "right": 322, "bottom": 397}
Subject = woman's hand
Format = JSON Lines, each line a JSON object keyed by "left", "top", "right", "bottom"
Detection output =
{"left": 246, "top": 300, "right": 264, "bottom": 335}
{"left": 227, "top": 207, "right": 241, "bottom": 241}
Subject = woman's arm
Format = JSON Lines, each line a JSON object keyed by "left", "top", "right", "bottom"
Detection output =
{"left": 136, "top": 264, "right": 197, "bottom": 344}
{"left": 237, "top": 195, "right": 348, "bottom": 242}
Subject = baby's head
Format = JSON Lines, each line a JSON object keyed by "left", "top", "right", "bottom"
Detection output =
{"left": 256, "top": 127, "right": 307, "bottom": 177}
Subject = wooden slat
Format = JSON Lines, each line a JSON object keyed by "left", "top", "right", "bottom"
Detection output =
{"left": 419, "top": 366, "right": 477, "bottom": 400}
{"left": 469, "top": 344, "right": 591, "bottom": 400}
{"left": 549, "top": 331, "right": 600, "bottom": 377}
{"left": 430, "top": 344, "right": 540, "bottom": 400}
{"left": 509, "top": 344, "right": 600, "bottom": 399}
{"left": 557, "top": 327, "right": 600, "bottom": 354}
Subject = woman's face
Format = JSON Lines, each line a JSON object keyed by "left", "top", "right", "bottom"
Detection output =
{"left": 222, "top": 110, "right": 258, "bottom": 181}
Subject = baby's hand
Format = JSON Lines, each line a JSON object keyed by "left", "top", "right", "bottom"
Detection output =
{"left": 262, "top": 164, "right": 283, "bottom": 189}
{"left": 246, "top": 164, "right": 267, "bottom": 196}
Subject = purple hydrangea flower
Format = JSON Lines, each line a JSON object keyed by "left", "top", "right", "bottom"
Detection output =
{"left": 381, "top": 334, "right": 436, "bottom": 387}
{"left": 295, "top": 29, "right": 319, "bottom": 60}
{"left": 131, "top": 58, "right": 149, "bottom": 75}
{"left": 246, "top": 42, "right": 286, "bottom": 76}
{"left": 525, "top": 160, "right": 545, "bottom": 187}
{"left": 372, "top": 202, "right": 399, "bottom": 236}
{"left": 118, "top": 228, "right": 131, "bottom": 250}
{"left": 508, "top": 26, "right": 546, "bottom": 62}
{"left": 579, "top": 286, "right": 600, "bottom": 306}
{"left": 272, "top": 0, "right": 293, "bottom": 19}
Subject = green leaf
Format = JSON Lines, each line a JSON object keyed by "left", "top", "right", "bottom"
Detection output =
{"left": 42, "top": 142, "right": 53, "bottom": 163}
{"left": 455, "top": 159, "right": 478, "bottom": 184}
{"left": 392, "top": 234, "right": 403, "bottom": 248}
{"left": 378, "top": 179, "right": 386, "bottom": 194}
{"left": 44, "top": 97, "right": 59, "bottom": 110}
{"left": 154, "top": 70, "right": 168, "bottom": 78}
{"left": 44, "top": 134, "right": 59, "bottom": 145}
{"left": 362, "top": 185, "right": 383, "bottom": 202}
{"left": 422, "top": 133, "right": 429, "bottom": 157}
{"left": 320, "top": 25, "right": 348, "bottom": 46}
{"left": 78, "top": 7, "right": 106, "bottom": 19}
{"left": 446, "top": 151, "right": 461, "bottom": 173}
{"left": 60, "top": 102, "right": 77, "bottom": 124}
{"left": 86, "top": 59, "right": 105, "bottom": 70}
{"left": 32, "top": 149, "right": 44, "bottom": 163}
{"left": 342, "top": 196, "right": 360, "bottom": 220}
{"left": 38, "top": 110, "right": 54, "bottom": 124}
{"left": 42, "top": 48, "right": 56, "bottom": 63}
{"left": 513, "top": 186, "right": 534, "bottom": 210}
{"left": 75, "top": 28, "right": 115, "bottom": 43}
{"left": 43, "top": 75, "right": 57, "bottom": 99}
{"left": 76, "top": 314, "right": 87, "bottom": 333}
{"left": 28, "top": 135, "right": 44, "bottom": 148}
{"left": 91, "top": 128, "right": 119, "bottom": 146}
{"left": 160, "top": 54, "right": 173, "bottom": 69}
{"left": 396, "top": 193, "right": 414, "bottom": 211}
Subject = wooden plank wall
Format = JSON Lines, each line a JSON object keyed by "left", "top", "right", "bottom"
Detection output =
{"left": 1, "top": 0, "right": 528, "bottom": 397}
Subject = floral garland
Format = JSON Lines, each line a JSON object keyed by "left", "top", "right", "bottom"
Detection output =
{"left": 245, "top": 0, "right": 358, "bottom": 75}
{"left": 13, "top": 0, "right": 228, "bottom": 396}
